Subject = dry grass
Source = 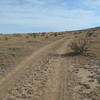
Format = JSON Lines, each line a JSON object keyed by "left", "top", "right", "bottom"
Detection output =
{"left": 0, "top": 33, "right": 64, "bottom": 79}
{"left": 69, "top": 38, "right": 89, "bottom": 55}
{"left": 0, "top": 27, "right": 100, "bottom": 100}
{"left": 0, "top": 28, "right": 99, "bottom": 79}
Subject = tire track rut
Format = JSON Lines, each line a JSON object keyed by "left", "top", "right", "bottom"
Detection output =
{"left": 0, "top": 37, "right": 75, "bottom": 100}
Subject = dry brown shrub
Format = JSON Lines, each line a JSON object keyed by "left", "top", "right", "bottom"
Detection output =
{"left": 69, "top": 38, "right": 90, "bottom": 55}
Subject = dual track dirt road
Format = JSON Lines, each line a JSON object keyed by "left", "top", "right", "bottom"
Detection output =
{"left": 0, "top": 37, "right": 77, "bottom": 100}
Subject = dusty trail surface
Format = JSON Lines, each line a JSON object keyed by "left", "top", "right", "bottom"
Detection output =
{"left": 0, "top": 27, "right": 100, "bottom": 100}
{"left": 0, "top": 37, "right": 76, "bottom": 100}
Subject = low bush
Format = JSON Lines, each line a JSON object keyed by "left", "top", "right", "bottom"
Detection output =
{"left": 69, "top": 38, "right": 89, "bottom": 55}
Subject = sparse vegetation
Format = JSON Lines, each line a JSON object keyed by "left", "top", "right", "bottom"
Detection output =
{"left": 54, "top": 33, "right": 57, "bottom": 37}
{"left": 33, "top": 33, "right": 37, "bottom": 38}
{"left": 41, "top": 32, "right": 46, "bottom": 37}
{"left": 28, "top": 33, "right": 37, "bottom": 38}
{"left": 0, "top": 27, "right": 100, "bottom": 100}
{"left": 45, "top": 35, "right": 48, "bottom": 38}
{"left": 69, "top": 38, "right": 89, "bottom": 55}
{"left": 4, "top": 37, "right": 8, "bottom": 40}
{"left": 12, "top": 34, "right": 22, "bottom": 37}
{"left": 0, "top": 32, "right": 62, "bottom": 81}
{"left": 86, "top": 32, "right": 93, "bottom": 37}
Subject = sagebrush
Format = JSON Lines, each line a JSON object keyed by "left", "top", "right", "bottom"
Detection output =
{"left": 69, "top": 38, "right": 89, "bottom": 55}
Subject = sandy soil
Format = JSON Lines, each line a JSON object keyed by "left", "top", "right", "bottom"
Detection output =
{"left": 0, "top": 33, "right": 64, "bottom": 81}
{"left": 0, "top": 37, "right": 75, "bottom": 100}
{"left": 0, "top": 28, "right": 100, "bottom": 100}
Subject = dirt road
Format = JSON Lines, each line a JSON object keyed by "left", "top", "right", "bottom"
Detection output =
{"left": 0, "top": 37, "right": 77, "bottom": 100}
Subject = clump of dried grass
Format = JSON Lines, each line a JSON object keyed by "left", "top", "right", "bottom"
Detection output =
{"left": 69, "top": 38, "right": 90, "bottom": 55}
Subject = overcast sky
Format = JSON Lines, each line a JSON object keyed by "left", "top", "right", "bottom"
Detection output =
{"left": 0, "top": 0, "right": 100, "bottom": 33}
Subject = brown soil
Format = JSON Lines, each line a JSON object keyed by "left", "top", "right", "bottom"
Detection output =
{"left": 0, "top": 27, "right": 100, "bottom": 100}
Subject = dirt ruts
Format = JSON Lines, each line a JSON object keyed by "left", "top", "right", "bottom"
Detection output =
{"left": 0, "top": 37, "right": 76, "bottom": 100}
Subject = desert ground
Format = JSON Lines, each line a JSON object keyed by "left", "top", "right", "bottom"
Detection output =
{"left": 0, "top": 27, "right": 100, "bottom": 100}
